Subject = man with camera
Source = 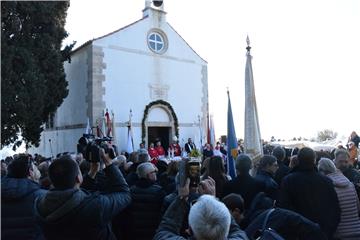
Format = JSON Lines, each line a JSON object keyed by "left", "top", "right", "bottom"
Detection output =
{"left": 35, "top": 148, "right": 131, "bottom": 240}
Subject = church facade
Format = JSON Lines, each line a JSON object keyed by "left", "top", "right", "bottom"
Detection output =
{"left": 31, "top": 2, "right": 209, "bottom": 156}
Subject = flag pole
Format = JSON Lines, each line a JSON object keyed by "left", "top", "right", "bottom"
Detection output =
{"left": 244, "top": 36, "right": 263, "bottom": 175}
{"left": 127, "top": 109, "right": 134, "bottom": 153}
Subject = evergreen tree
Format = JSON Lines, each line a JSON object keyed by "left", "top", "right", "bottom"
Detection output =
{"left": 1, "top": 1, "right": 75, "bottom": 149}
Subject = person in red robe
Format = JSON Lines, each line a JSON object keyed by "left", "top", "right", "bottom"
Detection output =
{"left": 155, "top": 141, "right": 165, "bottom": 157}
{"left": 169, "top": 136, "right": 181, "bottom": 157}
{"left": 148, "top": 142, "right": 159, "bottom": 164}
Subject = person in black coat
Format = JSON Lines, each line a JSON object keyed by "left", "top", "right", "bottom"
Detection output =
{"left": 124, "top": 162, "right": 166, "bottom": 240}
{"left": 255, "top": 155, "right": 279, "bottom": 201}
{"left": 184, "top": 138, "right": 196, "bottom": 154}
{"left": 35, "top": 153, "right": 131, "bottom": 240}
{"left": 2, "top": 154, "right": 46, "bottom": 240}
{"left": 245, "top": 192, "right": 327, "bottom": 240}
{"left": 125, "top": 152, "right": 151, "bottom": 187}
{"left": 278, "top": 147, "right": 341, "bottom": 239}
{"left": 222, "top": 154, "right": 264, "bottom": 210}
{"left": 158, "top": 161, "right": 178, "bottom": 195}
{"left": 272, "top": 146, "right": 290, "bottom": 186}
{"left": 202, "top": 143, "right": 214, "bottom": 159}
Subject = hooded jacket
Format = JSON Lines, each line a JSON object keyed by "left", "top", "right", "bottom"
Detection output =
{"left": 1, "top": 177, "right": 46, "bottom": 240}
{"left": 34, "top": 164, "right": 131, "bottom": 240}
{"left": 327, "top": 170, "right": 360, "bottom": 239}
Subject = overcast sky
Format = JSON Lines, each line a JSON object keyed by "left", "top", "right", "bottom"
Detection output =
{"left": 64, "top": 0, "right": 360, "bottom": 141}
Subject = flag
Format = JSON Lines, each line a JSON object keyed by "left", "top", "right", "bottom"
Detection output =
{"left": 127, "top": 110, "right": 134, "bottom": 154}
{"left": 127, "top": 127, "right": 134, "bottom": 153}
{"left": 226, "top": 91, "right": 237, "bottom": 179}
{"left": 105, "top": 109, "right": 112, "bottom": 137}
{"left": 244, "top": 36, "right": 263, "bottom": 161}
{"left": 96, "top": 119, "right": 101, "bottom": 137}
{"left": 85, "top": 118, "right": 91, "bottom": 135}
{"left": 207, "top": 113, "right": 211, "bottom": 145}
{"left": 209, "top": 114, "right": 216, "bottom": 147}
{"left": 111, "top": 111, "right": 116, "bottom": 144}
{"left": 101, "top": 116, "right": 106, "bottom": 138}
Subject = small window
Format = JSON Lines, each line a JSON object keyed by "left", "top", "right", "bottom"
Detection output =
{"left": 147, "top": 31, "right": 167, "bottom": 53}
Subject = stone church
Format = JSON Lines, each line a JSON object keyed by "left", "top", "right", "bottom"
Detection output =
{"left": 31, "top": 1, "right": 209, "bottom": 156}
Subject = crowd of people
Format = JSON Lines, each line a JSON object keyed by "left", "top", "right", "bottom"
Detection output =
{"left": 1, "top": 131, "right": 360, "bottom": 240}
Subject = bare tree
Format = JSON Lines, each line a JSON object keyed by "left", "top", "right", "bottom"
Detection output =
{"left": 317, "top": 129, "right": 338, "bottom": 142}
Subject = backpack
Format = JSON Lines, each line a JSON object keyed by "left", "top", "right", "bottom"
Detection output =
{"left": 256, "top": 208, "right": 285, "bottom": 240}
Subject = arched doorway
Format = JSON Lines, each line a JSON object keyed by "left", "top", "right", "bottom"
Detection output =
{"left": 142, "top": 100, "right": 179, "bottom": 150}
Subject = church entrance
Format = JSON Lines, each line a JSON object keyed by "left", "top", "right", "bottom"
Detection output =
{"left": 142, "top": 100, "right": 179, "bottom": 149}
{"left": 148, "top": 127, "right": 170, "bottom": 152}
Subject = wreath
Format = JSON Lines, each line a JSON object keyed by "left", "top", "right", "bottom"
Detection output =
{"left": 141, "top": 100, "right": 179, "bottom": 141}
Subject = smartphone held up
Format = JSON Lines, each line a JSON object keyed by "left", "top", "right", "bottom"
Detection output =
{"left": 179, "top": 158, "right": 201, "bottom": 188}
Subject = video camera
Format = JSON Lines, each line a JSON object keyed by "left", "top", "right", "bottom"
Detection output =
{"left": 77, "top": 134, "right": 116, "bottom": 162}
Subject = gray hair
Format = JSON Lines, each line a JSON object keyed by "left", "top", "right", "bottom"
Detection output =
{"left": 335, "top": 149, "right": 350, "bottom": 159}
{"left": 136, "top": 162, "right": 155, "bottom": 179}
{"left": 138, "top": 152, "right": 150, "bottom": 163}
{"left": 189, "top": 195, "right": 231, "bottom": 240}
{"left": 318, "top": 158, "right": 336, "bottom": 175}
{"left": 112, "top": 155, "right": 127, "bottom": 167}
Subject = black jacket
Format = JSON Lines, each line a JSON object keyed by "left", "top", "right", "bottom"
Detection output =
{"left": 278, "top": 166, "right": 341, "bottom": 239}
{"left": 246, "top": 208, "right": 326, "bottom": 240}
{"left": 126, "top": 178, "right": 166, "bottom": 240}
{"left": 185, "top": 143, "right": 196, "bottom": 154}
{"left": 1, "top": 177, "right": 46, "bottom": 240}
{"left": 255, "top": 170, "right": 279, "bottom": 201}
{"left": 350, "top": 135, "right": 360, "bottom": 148}
{"left": 202, "top": 149, "right": 213, "bottom": 158}
{"left": 342, "top": 166, "right": 360, "bottom": 200}
{"left": 342, "top": 166, "right": 360, "bottom": 185}
{"left": 126, "top": 163, "right": 141, "bottom": 187}
{"left": 223, "top": 173, "right": 264, "bottom": 210}
{"left": 35, "top": 164, "right": 131, "bottom": 240}
{"left": 158, "top": 172, "right": 176, "bottom": 195}
{"left": 274, "top": 161, "right": 290, "bottom": 186}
